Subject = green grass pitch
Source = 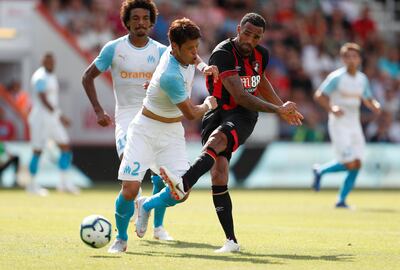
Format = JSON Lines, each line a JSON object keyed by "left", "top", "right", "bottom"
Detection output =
{"left": 0, "top": 187, "right": 399, "bottom": 270}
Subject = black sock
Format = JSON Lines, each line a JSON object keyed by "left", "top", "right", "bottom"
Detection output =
{"left": 182, "top": 147, "right": 216, "bottom": 192}
{"left": 212, "top": 185, "right": 237, "bottom": 243}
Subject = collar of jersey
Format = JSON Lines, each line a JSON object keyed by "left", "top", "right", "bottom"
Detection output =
{"left": 169, "top": 52, "right": 189, "bottom": 69}
{"left": 125, "top": 35, "right": 151, "bottom": 50}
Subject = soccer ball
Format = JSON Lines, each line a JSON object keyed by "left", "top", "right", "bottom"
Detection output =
{"left": 80, "top": 215, "right": 112, "bottom": 248}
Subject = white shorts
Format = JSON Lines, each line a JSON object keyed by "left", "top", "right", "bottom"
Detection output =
{"left": 118, "top": 114, "right": 190, "bottom": 182}
{"left": 28, "top": 110, "right": 69, "bottom": 150}
{"left": 328, "top": 118, "right": 365, "bottom": 163}
{"left": 115, "top": 106, "right": 142, "bottom": 158}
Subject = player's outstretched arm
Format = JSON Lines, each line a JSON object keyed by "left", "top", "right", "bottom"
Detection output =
{"left": 176, "top": 96, "right": 217, "bottom": 120}
{"left": 256, "top": 75, "right": 303, "bottom": 125}
{"left": 222, "top": 73, "right": 302, "bottom": 124}
{"left": 82, "top": 63, "right": 112, "bottom": 127}
{"left": 222, "top": 74, "right": 279, "bottom": 112}
{"left": 256, "top": 74, "right": 284, "bottom": 106}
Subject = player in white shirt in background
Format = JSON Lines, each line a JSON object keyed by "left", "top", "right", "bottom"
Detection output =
{"left": 106, "top": 17, "right": 218, "bottom": 253}
{"left": 313, "top": 43, "right": 381, "bottom": 208}
{"left": 82, "top": 0, "right": 215, "bottom": 244}
{"left": 28, "top": 52, "right": 79, "bottom": 196}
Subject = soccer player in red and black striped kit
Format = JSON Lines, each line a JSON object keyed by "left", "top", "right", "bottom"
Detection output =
{"left": 160, "top": 13, "right": 304, "bottom": 252}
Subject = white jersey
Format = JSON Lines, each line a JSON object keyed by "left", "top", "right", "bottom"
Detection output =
{"left": 320, "top": 67, "right": 372, "bottom": 123}
{"left": 29, "top": 67, "right": 69, "bottom": 149}
{"left": 30, "top": 67, "right": 59, "bottom": 116}
{"left": 93, "top": 35, "right": 167, "bottom": 157}
{"left": 319, "top": 67, "right": 373, "bottom": 162}
{"left": 93, "top": 35, "right": 167, "bottom": 109}
{"left": 118, "top": 48, "right": 196, "bottom": 181}
{"left": 143, "top": 46, "right": 195, "bottom": 118}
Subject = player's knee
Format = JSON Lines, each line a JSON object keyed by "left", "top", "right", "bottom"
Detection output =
{"left": 206, "top": 131, "right": 228, "bottom": 153}
{"left": 345, "top": 159, "right": 361, "bottom": 170}
{"left": 121, "top": 181, "right": 140, "bottom": 200}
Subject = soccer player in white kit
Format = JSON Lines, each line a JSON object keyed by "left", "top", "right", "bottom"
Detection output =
{"left": 106, "top": 17, "right": 218, "bottom": 253}
{"left": 82, "top": 1, "right": 216, "bottom": 245}
{"left": 82, "top": 0, "right": 172, "bottom": 242}
{"left": 313, "top": 43, "right": 381, "bottom": 208}
{"left": 28, "top": 52, "right": 79, "bottom": 196}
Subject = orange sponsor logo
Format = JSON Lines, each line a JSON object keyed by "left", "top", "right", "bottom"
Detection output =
{"left": 120, "top": 71, "right": 153, "bottom": 80}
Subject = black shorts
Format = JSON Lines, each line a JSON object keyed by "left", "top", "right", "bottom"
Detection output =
{"left": 201, "top": 109, "right": 257, "bottom": 160}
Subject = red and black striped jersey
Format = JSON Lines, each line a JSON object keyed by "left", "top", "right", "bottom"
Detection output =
{"left": 206, "top": 38, "right": 269, "bottom": 117}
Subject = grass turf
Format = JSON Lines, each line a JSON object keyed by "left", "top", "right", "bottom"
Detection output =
{"left": 0, "top": 188, "right": 399, "bottom": 270}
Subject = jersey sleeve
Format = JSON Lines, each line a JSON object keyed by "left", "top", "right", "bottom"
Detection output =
{"left": 160, "top": 73, "right": 188, "bottom": 104}
{"left": 94, "top": 40, "right": 117, "bottom": 72}
{"left": 34, "top": 78, "right": 47, "bottom": 93}
{"left": 258, "top": 46, "right": 270, "bottom": 71}
{"left": 362, "top": 75, "right": 373, "bottom": 99}
{"left": 209, "top": 50, "right": 237, "bottom": 80}
{"left": 319, "top": 72, "right": 340, "bottom": 95}
{"left": 158, "top": 45, "right": 167, "bottom": 58}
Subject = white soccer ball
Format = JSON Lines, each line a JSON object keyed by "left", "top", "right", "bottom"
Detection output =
{"left": 80, "top": 215, "right": 112, "bottom": 248}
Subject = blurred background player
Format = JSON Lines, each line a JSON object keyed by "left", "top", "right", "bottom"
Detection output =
{"left": 145, "top": 13, "right": 303, "bottom": 253}
{"left": 313, "top": 43, "right": 381, "bottom": 208}
{"left": 108, "top": 17, "right": 218, "bottom": 253}
{"left": 82, "top": 0, "right": 174, "bottom": 242}
{"left": 28, "top": 52, "right": 78, "bottom": 196}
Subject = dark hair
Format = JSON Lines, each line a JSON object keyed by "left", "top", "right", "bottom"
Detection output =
{"left": 120, "top": 0, "right": 158, "bottom": 30}
{"left": 168, "top": 18, "right": 201, "bottom": 47}
{"left": 43, "top": 52, "right": 53, "bottom": 58}
{"left": 240, "top": 13, "right": 266, "bottom": 31}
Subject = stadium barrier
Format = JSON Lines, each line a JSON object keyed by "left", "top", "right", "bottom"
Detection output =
{"left": 4, "top": 141, "right": 398, "bottom": 189}
{"left": 71, "top": 142, "right": 400, "bottom": 189}
{"left": 186, "top": 142, "right": 400, "bottom": 189}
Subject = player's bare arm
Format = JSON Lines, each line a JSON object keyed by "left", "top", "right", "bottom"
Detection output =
{"left": 257, "top": 74, "right": 284, "bottom": 106}
{"left": 38, "top": 92, "right": 70, "bottom": 127}
{"left": 222, "top": 74, "right": 280, "bottom": 113}
{"left": 314, "top": 90, "right": 344, "bottom": 117}
{"left": 82, "top": 63, "right": 113, "bottom": 127}
{"left": 176, "top": 96, "right": 217, "bottom": 120}
{"left": 362, "top": 98, "right": 381, "bottom": 115}
{"left": 257, "top": 74, "right": 303, "bottom": 125}
{"left": 221, "top": 74, "right": 303, "bottom": 126}
{"left": 38, "top": 92, "right": 55, "bottom": 113}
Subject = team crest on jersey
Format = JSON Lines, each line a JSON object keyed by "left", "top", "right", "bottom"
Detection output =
{"left": 147, "top": 55, "right": 156, "bottom": 64}
{"left": 252, "top": 61, "right": 260, "bottom": 72}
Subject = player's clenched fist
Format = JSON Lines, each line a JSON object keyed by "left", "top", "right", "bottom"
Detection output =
{"left": 204, "top": 96, "right": 218, "bottom": 110}
{"left": 96, "top": 111, "right": 113, "bottom": 127}
{"left": 203, "top": 65, "right": 219, "bottom": 83}
{"left": 60, "top": 115, "right": 71, "bottom": 127}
